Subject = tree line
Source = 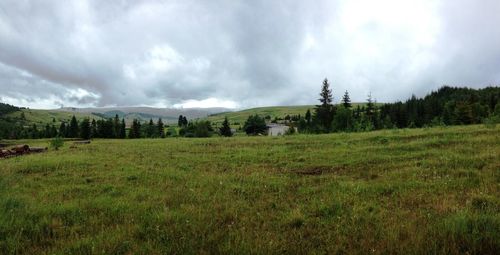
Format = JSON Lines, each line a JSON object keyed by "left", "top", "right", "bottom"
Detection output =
{"left": 1, "top": 81, "right": 499, "bottom": 139}
{"left": 291, "top": 79, "right": 500, "bottom": 133}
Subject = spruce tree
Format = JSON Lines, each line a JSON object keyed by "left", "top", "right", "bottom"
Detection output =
{"left": 157, "top": 118, "right": 165, "bottom": 138}
{"left": 90, "top": 119, "right": 97, "bottom": 138}
{"left": 50, "top": 125, "right": 58, "bottom": 137}
{"left": 342, "top": 90, "right": 352, "bottom": 108}
{"left": 79, "top": 118, "right": 91, "bottom": 140}
{"left": 129, "top": 119, "right": 141, "bottom": 139}
{"left": 219, "top": 116, "right": 232, "bottom": 137}
{"left": 147, "top": 119, "right": 155, "bottom": 138}
{"left": 366, "top": 92, "right": 375, "bottom": 118}
{"left": 305, "top": 109, "right": 312, "bottom": 125}
{"left": 314, "top": 78, "right": 335, "bottom": 132}
{"left": 68, "top": 115, "right": 79, "bottom": 138}
{"left": 243, "top": 115, "right": 267, "bottom": 135}
{"left": 44, "top": 124, "right": 51, "bottom": 138}
{"left": 119, "top": 119, "right": 126, "bottom": 138}
{"left": 113, "top": 114, "right": 120, "bottom": 138}
{"left": 178, "top": 115, "right": 184, "bottom": 127}
{"left": 59, "top": 122, "right": 67, "bottom": 137}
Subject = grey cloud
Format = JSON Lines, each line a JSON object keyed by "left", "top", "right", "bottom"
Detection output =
{"left": 0, "top": 0, "right": 499, "bottom": 109}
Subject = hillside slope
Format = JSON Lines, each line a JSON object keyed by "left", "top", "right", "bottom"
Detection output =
{"left": 6, "top": 109, "right": 102, "bottom": 126}
{"left": 205, "top": 103, "right": 378, "bottom": 125}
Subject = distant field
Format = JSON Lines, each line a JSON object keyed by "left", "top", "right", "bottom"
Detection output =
{"left": 206, "top": 103, "right": 379, "bottom": 125}
{"left": 205, "top": 105, "right": 315, "bottom": 125}
{"left": 6, "top": 109, "right": 101, "bottom": 126}
{"left": 0, "top": 125, "right": 499, "bottom": 254}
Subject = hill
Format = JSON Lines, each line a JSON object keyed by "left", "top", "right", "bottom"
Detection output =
{"left": 0, "top": 125, "right": 498, "bottom": 253}
{"left": 56, "top": 106, "right": 229, "bottom": 124}
{"left": 7, "top": 109, "right": 102, "bottom": 126}
{"left": 205, "top": 103, "right": 379, "bottom": 125}
{"left": 205, "top": 105, "right": 314, "bottom": 124}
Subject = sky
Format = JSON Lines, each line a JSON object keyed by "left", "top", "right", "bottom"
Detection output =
{"left": 0, "top": 0, "right": 499, "bottom": 109}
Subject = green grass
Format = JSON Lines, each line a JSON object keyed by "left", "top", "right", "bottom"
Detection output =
{"left": 205, "top": 105, "right": 315, "bottom": 125}
{"left": 0, "top": 125, "right": 499, "bottom": 254}
{"left": 6, "top": 109, "right": 101, "bottom": 126}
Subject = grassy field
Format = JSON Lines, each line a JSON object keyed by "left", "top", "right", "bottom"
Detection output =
{"left": 0, "top": 125, "right": 499, "bottom": 254}
{"left": 205, "top": 105, "right": 315, "bottom": 125}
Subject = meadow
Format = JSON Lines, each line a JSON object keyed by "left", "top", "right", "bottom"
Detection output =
{"left": 206, "top": 105, "right": 315, "bottom": 125}
{"left": 0, "top": 125, "right": 499, "bottom": 254}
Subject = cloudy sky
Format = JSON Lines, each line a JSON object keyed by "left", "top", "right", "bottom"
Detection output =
{"left": 0, "top": 0, "right": 499, "bottom": 109}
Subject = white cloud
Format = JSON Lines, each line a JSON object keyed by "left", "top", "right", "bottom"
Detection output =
{"left": 173, "top": 98, "right": 239, "bottom": 109}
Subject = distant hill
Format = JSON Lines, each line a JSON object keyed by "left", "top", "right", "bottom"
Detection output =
{"left": 6, "top": 109, "right": 102, "bottom": 126}
{"left": 1, "top": 106, "right": 230, "bottom": 128}
{"left": 55, "top": 106, "right": 229, "bottom": 125}
{"left": 205, "top": 103, "right": 377, "bottom": 125}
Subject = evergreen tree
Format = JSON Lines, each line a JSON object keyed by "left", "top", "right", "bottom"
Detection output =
{"left": 43, "top": 124, "right": 51, "bottom": 138}
{"left": 314, "top": 78, "right": 335, "bottom": 132}
{"left": 157, "top": 118, "right": 165, "bottom": 138}
{"left": 219, "top": 116, "right": 232, "bottom": 137}
{"left": 79, "top": 118, "right": 91, "bottom": 140}
{"left": 96, "top": 119, "right": 114, "bottom": 138}
{"left": 90, "top": 119, "right": 98, "bottom": 138}
{"left": 305, "top": 109, "right": 312, "bottom": 125}
{"left": 243, "top": 115, "right": 267, "bottom": 135}
{"left": 182, "top": 116, "right": 188, "bottom": 126}
{"left": 178, "top": 115, "right": 185, "bottom": 127}
{"left": 113, "top": 114, "right": 120, "bottom": 138}
{"left": 129, "top": 119, "right": 141, "bottom": 139}
{"left": 59, "top": 122, "right": 67, "bottom": 137}
{"left": 366, "top": 92, "right": 375, "bottom": 118}
{"left": 30, "top": 124, "right": 39, "bottom": 139}
{"left": 68, "top": 115, "right": 79, "bottom": 138}
{"left": 332, "top": 107, "right": 354, "bottom": 132}
{"left": 342, "top": 90, "right": 352, "bottom": 108}
{"left": 146, "top": 119, "right": 155, "bottom": 138}
{"left": 50, "top": 125, "right": 58, "bottom": 137}
{"left": 118, "top": 119, "right": 126, "bottom": 138}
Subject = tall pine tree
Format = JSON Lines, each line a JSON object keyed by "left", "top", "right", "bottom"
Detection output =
{"left": 79, "top": 118, "right": 91, "bottom": 140}
{"left": 119, "top": 119, "right": 126, "bottom": 138}
{"left": 90, "top": 119, "right": 97, "bottom": 138}
{"left": 129, "top": 119, "right": 141, "bottom": 139}
{"left": 113, "top": 114, "right": 120, "bottom": 138}
{"left": 314, "top": 78, "right": 335, "bottom": 132}
{"left": 68, "top": 115, "right": 79, "bottom": 138}
{"left": 157, "top": 118, "right": 165, "bottom": 138}
{"left": 342, "top": 90, "right": 352, "bottom": 108}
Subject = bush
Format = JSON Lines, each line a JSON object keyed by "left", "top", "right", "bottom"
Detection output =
{"left": 180, "top": 121, "right": 214, "bottom": 137}
{"left": 243, "top": 115, "right": 267, "bottom": 135}
{"left": 483, "top": 116, "right": 499, "bottom": 129}
{"left": 284, "top": 126, "right": 296, "bottom": 135}
{"left": 50, "top": 136, "right": 64, "bottom": 150}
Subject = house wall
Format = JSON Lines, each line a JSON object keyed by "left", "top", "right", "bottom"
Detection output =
{"left": 268, "top": 126, "right": 289, "bottom": 136}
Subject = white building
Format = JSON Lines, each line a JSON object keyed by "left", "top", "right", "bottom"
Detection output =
{"left": 266, "top": 124, "right": 290, "bottom": 136}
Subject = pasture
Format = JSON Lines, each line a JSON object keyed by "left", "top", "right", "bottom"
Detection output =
{"left": 0, "top": 125, "right": 499, "bottom": 254}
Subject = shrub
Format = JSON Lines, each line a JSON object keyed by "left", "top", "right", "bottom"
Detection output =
{"left": 50, "top": 136, "right": 64, "bottom": 150}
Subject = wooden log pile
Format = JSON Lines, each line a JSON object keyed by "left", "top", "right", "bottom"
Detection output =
{"left": 0, "top": 145, "right": 48, "bottom": 158}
